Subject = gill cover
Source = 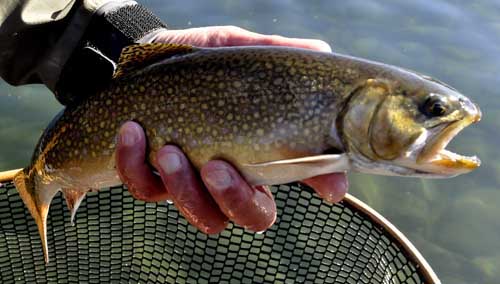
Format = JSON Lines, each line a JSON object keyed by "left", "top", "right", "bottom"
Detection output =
{"left": 342, "top": 79, "right": 422, "bottom": 161}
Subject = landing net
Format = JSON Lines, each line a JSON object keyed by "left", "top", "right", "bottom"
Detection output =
{"left": 0, "top": 178, "right": 439, "bottom": 283}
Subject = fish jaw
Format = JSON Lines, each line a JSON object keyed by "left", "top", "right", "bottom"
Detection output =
{"left": 349, "top": 99, "right": 481, "bottom": 178}
{"left": 415, "top": 105, "right": 481, "bottom": 176}
{"left": 425, "top": 149, "right": 480, "bottom": 176}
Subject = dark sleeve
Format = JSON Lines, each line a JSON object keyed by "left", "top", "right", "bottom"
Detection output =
{"left": 0, "top": 0, "right": 166, "bottom": 105}
{"left": 0, "top": 0, "right": 109, "bottom": 89}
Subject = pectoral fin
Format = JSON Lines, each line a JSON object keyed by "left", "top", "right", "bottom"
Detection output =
{"left": 241, "top": 154, "right": 350, "bottom": 186}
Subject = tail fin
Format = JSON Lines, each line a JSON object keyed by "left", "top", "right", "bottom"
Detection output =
{"left": 14, "top": 169, "right": 55, "bottom": 264}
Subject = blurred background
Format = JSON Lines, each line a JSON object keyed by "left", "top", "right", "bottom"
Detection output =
{"left": 0, "top": 1, "right": 498, "bottom": 283}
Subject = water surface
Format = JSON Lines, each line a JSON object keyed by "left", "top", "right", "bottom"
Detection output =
{"left": 1, "top": 1, "right": 498, "bottom": 283}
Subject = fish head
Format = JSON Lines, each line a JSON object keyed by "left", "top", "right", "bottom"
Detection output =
{"left": 340, "top": 70, "right": 481, "bottom": 178}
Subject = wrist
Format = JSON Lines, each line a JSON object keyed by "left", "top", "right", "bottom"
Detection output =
{"left": 55, "top": 2, "right": 166, "bottom": 105}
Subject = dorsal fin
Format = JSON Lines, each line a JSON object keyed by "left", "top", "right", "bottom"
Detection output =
{"left": 114, "top": 43, "right": 195, "bottom": 78}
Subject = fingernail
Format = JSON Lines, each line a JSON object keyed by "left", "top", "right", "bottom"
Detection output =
{"left": 308, "top": 39, "right": 332, "bottom": 52}
{"left": 320, "top": 42, "right": 332, "bottom": 52}
{"left": 119, "top": 124, "right": 141, "bottom": 146}
{"left": 205, "top": 167, "right": 232, "bottom": 190}
{"left": 159, "top": 152, "right": 182, "bottom": 174}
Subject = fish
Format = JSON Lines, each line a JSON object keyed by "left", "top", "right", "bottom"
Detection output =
{"left": 12, "top": 43, "right": 481, "bottom": 263}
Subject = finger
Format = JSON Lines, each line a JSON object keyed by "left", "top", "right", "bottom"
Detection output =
{"left": 201, "top": 160, "right": 277, "bottom": 232}
{"left": 157, "top": 146, "right": 228, "bottom": 234}
{"left": 301, "top": 173, "right": 348, "bottom": 203}
{"left": 222, "top": 28, "right": 332, "bottom": 52}
{"left": 116, "top": 121, "right": 169, "bottom": 202}
{"left": 154, "top": 26, "right": 332, "bottom": 52}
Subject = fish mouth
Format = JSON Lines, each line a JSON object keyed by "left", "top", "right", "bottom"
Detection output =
{"left": 417, "top": 112, "right": 481, "bottom": 176}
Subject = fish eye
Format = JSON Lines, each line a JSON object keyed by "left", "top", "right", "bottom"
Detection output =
{"left": 422, "top": 96, "right": 447, "bottom": 117}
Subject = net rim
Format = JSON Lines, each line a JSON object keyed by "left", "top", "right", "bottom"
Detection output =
{"left": 342, "top": 194, "right": 440, "bottom": 284}
{"left": 0, "top": 168, "right": 441, "bottom": 284}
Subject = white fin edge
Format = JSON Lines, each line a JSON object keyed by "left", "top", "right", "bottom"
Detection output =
{"left": 241, "top": 154, "right": 350, "bottom": 186}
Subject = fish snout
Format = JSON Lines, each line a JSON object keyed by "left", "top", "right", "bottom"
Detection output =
{"left": 460, "top": 98, "right": 481, "bottom": 123}
{"left": 471, "top": 103, "right": 482, "bottom": 123}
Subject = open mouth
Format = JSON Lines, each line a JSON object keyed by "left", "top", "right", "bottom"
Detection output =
{"left": 418, "top": 115, "right": 481, "bottom": 174}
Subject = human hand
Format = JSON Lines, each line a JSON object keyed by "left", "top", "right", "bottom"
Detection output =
{"left": 116, "top": 26, "right": 348, "bottom": 234}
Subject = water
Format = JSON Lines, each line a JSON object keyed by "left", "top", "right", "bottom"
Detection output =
{"left": 0, "top": 1, "right": 498, "bottom": 283}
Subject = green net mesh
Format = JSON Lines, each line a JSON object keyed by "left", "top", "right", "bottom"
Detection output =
{"left": 0, "top": 181, "right": 428, "bottom": 283}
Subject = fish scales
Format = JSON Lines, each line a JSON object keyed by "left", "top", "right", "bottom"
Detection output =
{"left": 37, "top": 47, "right": 351, "bottom": 186}
{"left": 13, "top": 43, "right": 481, "bottom": 263}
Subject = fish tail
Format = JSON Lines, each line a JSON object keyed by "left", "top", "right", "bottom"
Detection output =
{"left": 14, "top": 168, "right": 53, "bottom": 264}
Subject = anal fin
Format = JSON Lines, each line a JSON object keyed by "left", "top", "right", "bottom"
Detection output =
{"left": 14, "top": 169, "right": 58, "bottom": 264}
{"left": 62, "top": 188, "right": 87, "bottom": 226}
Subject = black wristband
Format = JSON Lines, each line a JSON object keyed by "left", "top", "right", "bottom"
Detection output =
{"left": 55, "top": 4, "right": 166, "bottom": 105}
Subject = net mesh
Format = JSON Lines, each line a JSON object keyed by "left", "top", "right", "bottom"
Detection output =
{"left": 0, "top": 181, "right": 426, "bottom": 284}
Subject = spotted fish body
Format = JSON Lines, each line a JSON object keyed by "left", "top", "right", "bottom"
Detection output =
{"left": 45, "top": 46, "right": 347, "bottom": 183}
{"left": 14, "top": 44, "right": 481, "bottom": 263}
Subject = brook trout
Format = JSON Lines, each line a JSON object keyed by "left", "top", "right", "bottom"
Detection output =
{"left": 13, "top": 43, "right": 481, "bottom": 262}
